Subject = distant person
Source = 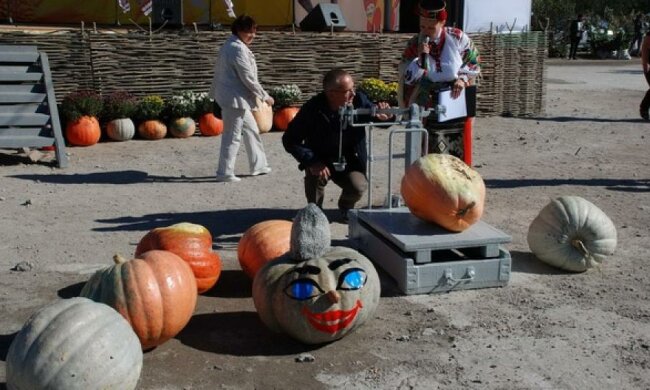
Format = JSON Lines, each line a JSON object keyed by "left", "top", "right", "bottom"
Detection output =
{"left": 630, "top": 12, "right": 645, "bottom": 56}
{"left": 569, "top": 14, "right": 586, "bottom": 60}
{"left": 282, "top": 68, "right": 392, "bottom": 222}
{"left": 209, "top": 15, "right": 274, "bottom": 183}
{"left": 639, "top": 31, "right": 650, "bottom": 120}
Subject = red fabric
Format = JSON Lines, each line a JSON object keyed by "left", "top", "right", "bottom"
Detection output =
{"left": 437, "top": 9, "right": 447, "bottom": 21}
{"left": 463, "top": 117, "right": 473, "bottom": 166}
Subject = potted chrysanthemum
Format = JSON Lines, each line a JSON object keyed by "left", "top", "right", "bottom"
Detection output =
{"left": 60, "top": 90, "right": 103, "bottom": 146}
{"left": 101, "top": 90, "right": 137, "bottom": 142}
{"left": 165, "top": 91, "right": 197, "bottom": 138}
{"left": 268, "top": 84, "right": 302, "bottom": 132}
{"left": 194, "top": 92, "right": 223, "bottom": 137}
{"left": 134, "top": 95, "right": 167, "bottom": 140}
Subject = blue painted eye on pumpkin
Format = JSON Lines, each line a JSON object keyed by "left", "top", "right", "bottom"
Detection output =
{"left": 337, "top": 268, "right": 367, "bottom": 291}
{"left": 284, "top": 279, "right": 324, "bottom": 300}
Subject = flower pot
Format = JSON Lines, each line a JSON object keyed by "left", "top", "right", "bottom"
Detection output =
{"left": 169, "top": 117, "right": 196, "bottom": 138}
{"left": 65, "top": 115, "right": 101, "bottom": 146}
{"left": 273, "top": 106, "right": 300, "bottom": 132}
{"left": 138, "top": 119, "right": 167, "bottom": 140}
{"left": 198, "top": 113, "right": 223, "bottom": 137}
{"left": 106, "top": 118, "right": 135, "bottom": 141}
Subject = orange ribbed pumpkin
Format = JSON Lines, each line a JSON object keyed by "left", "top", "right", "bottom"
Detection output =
{"left": 135, "top": 222, "right": 222, "bottom": 293}
{"left": 400, "top": 154, "right": 486, "bottom": 232}
{"left": 273, "top": 107, "right": 299, "bottom": 132}
{"left": 65, "top": 115, "right": 101, "bottom": 146}
{"left": 138, "top": 119, "right": 167, "bottom": 140}
{"left": 79, "top": 250, "right": 197, "bottom": 350}
{"left": 198, "top": 113, "right": 224, "bottom": 136}
{"left": 238, "top": 220, "right": 292, "bottom": 279}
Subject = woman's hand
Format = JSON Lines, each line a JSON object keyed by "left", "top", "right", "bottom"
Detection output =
{"left": 265, "top": 96, "right": 275, "bottom": 106}
{"left": 451, "top": 78, "right": 465, "bottom": 99}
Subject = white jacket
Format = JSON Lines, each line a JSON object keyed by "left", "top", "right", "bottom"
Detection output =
{"left": 209, "top": 34, "right": 269, "bottom": 110}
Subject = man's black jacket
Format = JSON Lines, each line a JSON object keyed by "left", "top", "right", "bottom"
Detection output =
{"left": 282, "top": 91, "right": 375, "bottom": 174}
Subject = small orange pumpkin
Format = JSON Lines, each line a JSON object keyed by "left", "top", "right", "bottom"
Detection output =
{"left": 273, "top": 107, "right": 299, "bottom": 132}
{"left": 135, "top": 222, "right": 222, "bottom": 293}
{"left": 138, "top": 119, "right": 167, "bottom": 140}
{"left": 238, "top": 220, "right": 292, "bottom": 279}
{"left": 400, "top": 153, "right": 485, "bottom": 232}
{"left": 65, "top": 115, "right": 101, "bottom": 146}
{"left": 198, "top": 113, "right": 224, "bottom": 136}
{"left": 80, "top": 250, "right": 197, "bottom": 350}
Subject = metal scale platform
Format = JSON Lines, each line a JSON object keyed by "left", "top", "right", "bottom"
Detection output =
{"left": 337, "top": 104, "right": 512, "bottom": 295}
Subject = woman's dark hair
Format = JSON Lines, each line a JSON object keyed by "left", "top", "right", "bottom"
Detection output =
{"left": 231, "top": 15, "right": 257, "bottom": 35}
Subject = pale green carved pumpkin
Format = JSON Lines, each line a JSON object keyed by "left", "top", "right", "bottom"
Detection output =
{"left": 252, "top": 204, "right": 380, "bottom": 344}
{"left": 527, "top": 196, "right": 617, "bottom": 272}
{"left": 6, "top": 297, "right": 142, "bottom": 390}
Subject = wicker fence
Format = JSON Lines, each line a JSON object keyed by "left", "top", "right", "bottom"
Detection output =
{"left": 0, "top": 29, "right": 546, "bottom": 117}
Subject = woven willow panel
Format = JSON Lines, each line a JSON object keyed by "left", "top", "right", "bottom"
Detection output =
{"left": 0, "top": 30, "right": 546, "bottom": 116}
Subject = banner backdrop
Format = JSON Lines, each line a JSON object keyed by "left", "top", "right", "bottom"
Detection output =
{"left": 3, "top": 0, "right": 293, "bottom": 26}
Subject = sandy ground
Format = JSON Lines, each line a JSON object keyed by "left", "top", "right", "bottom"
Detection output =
{"left": 1, "top": 60, "right": 649, "bottom": 390}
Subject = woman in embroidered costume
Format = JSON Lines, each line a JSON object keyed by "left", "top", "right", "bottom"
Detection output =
{"left": 398, "top": 0, "right": 480, "bottom": 161}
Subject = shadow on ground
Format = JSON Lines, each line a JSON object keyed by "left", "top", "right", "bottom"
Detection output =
{"left": 485, "top": 178, "right": 649, "bottom": 192}
{"left": 510, "top": 250, "right": 572, "bottom": 275}
{"left": 93, "top": 208, "right": 299, "bottom": 244}
{"left": 175, "top": 311, "right": 315, "bottom": 357}
{"left": 0, "top": 332, "right": 18, "bottom": 362}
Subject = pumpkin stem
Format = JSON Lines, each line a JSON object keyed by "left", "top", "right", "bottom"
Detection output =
{"left": 457, "top": 201, "right": 476, "bottom": 217}
{"left": 571, "top": 239, "right": 590, "bottom": 257}
{"left": 113, "top": 254, "right": 128, "bottom": 264}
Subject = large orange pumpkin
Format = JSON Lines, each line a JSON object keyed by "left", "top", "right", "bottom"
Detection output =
{"left": 135, "top": 222, "right": 222, "bottom": 293}
{"left": 65, "top": 115, "right": 101, "bottom": 146}
{"left": 400, "top": 153, "right": 486, "bottom": 232}
{"left": 138, "top": 119, "right": 167, "bottom": 140}
{"left": 80, "top": 250, "right": 197, "bottom": 350}
{"left": 238, "top": 220, "right": 292, "bottom": 279}
{"left": 273, "top": 107, "right": 299, "bottom": 132}
{"left": 198, "top": 113, "right": 223, "bottom": 136}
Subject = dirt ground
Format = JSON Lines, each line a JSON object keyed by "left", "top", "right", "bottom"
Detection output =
{"left": 1, "top": 59, "right": 649, "bottom": 390}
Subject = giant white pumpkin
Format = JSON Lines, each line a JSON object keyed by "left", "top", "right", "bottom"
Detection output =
{"left": 6, "top": 297, "right": 143, "bottom": 390}
{"left": 527, "top": 196, "right": 617, "bottom": 272}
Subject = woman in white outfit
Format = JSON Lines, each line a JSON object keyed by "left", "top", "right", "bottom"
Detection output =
{"left": 210, "top": 15, "right": 274, "bottom": 182}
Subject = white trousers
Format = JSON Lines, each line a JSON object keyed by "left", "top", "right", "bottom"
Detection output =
{"left": 216, "top": 107, "right": 269, "bottom": 176}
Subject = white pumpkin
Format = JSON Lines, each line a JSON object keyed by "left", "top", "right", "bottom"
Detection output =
{"left": 106, "top": 118, "right": 135, "bottom": 141}
{"left": 527, "top": 196, "right": 617, "bottom": 272}
{"left": 6, "top": 297, "right": 143, "bottom": 390}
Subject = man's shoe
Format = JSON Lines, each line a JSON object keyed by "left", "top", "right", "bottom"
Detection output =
{"left": 251, "top": 167, "right": 272, "bottom": 176}
{"left": 641, "top": 107, "right": 649, "bottom": 120}
{"left": 215, "top": 175, "right": 241, "bottom": 182}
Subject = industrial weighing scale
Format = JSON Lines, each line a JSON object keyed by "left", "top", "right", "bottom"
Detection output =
{"left": 337, "top": 104, "right": 512, "bottom": 295}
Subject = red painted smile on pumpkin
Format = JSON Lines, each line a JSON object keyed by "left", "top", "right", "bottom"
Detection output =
{"left": 301, "top": 300, "right": 363, "bottom": 334}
